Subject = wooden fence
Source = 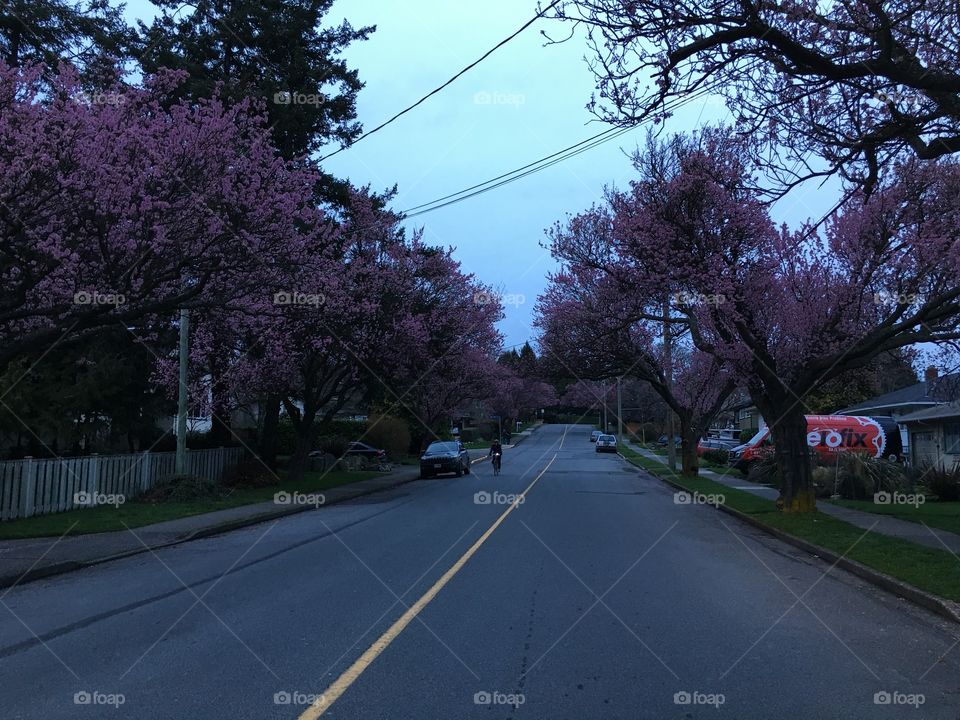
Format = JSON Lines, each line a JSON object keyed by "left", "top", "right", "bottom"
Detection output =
{"left": 0, "top": 447, "right": 245, "bottom": 521}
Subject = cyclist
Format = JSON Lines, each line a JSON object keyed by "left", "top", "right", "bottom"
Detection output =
{"left": 488, "top": 439, "right": 503, "bottom": 475}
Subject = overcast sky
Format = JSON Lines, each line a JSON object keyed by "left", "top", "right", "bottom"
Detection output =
{"left": 124, "top": 0, "right": 837, "bottom": 351}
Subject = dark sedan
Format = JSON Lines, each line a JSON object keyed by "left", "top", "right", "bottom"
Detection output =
{"left": 420, "top": 441, "right": 471, "bottom": 479}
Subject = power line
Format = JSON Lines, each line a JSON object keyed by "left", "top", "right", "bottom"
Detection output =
{"left": 402, "top": 125, "right": 626, "bottom": 213}
{"left": 402, "top": 125, "right": 636, "bottom": 218}
{"left": 319, "top": 0, "right": 561, "bottom": 162}
{"left": 401, "top": 89, "right": 714, "bottom": 218}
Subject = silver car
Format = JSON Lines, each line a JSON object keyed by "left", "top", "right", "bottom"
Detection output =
{"left": 595, "top": 434, "right": 617, "bottom": 453}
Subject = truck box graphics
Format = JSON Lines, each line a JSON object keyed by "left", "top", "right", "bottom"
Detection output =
{"left": 730, "top": 415, "right": 901, "bottom": 470}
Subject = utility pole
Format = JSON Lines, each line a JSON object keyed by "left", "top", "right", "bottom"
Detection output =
{"left": 663, "top": 297, "right": 676, "bottom": 470}
{"left": 617, "top": 376, "right": 623, "bottom": 445}
{"left": 175, "top": 308, "right": 189, "bottom": 476}
{"left": 603, "top": 389, "right": 609, "bottom": 433}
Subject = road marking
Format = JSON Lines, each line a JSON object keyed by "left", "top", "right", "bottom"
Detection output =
{"left": 298, "top": 452, "right": 558, "bottom": 719}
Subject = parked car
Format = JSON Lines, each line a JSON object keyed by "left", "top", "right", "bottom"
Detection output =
{"left": 657, "top": 434, "right": 681, "bottom": 447}
{"left": 696, "top": 437, "right": 739, "bottom": 456}
{"left": 728, "top": 414, "right": 904, "bottom": 473}
{"left": 420, "top": 441, "right": 471, "bottom": 479}
{"left": 590, "top": 430, "right": 602, "bottom": 442}
{"left": 595, "top": 434, "right": 617, "bottom": 453}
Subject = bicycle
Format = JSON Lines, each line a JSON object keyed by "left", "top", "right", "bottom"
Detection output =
{"left": 491, "top": 452, "right": 502, "bottom": 476}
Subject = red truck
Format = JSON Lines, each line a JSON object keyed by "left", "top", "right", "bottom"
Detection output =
{"left": 728, "top": 415, "right": 903, "bottom": 472}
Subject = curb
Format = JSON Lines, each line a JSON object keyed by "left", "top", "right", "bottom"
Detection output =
{"left": 0, "top": 469, "right": 421, "bottom": 590}
{"left": 620, "top": 452, "right": 960, "bottom": 626}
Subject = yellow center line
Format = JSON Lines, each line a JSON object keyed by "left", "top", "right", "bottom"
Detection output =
{"left": 298, "top": 452, "right": 558, "bottom": 719}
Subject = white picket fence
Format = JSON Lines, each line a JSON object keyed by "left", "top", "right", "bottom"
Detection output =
{"left": 0, "top": 447, "right": 245, "bottom": 521}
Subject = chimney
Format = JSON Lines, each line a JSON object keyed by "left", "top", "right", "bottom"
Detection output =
{"left": 925, "top": 366, "right": 939, "bottom": 393}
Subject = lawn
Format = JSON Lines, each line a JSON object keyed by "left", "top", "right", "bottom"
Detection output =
{"left": 619, "top": 446, "right": 960, "bottom": 602}
{"left": 0, "top": 469, "right": 381, "bottom": 540}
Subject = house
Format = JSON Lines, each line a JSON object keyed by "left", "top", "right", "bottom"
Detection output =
{"left": 835, "top": 367, "right": 959, "bottom": 456}
{"left": 898, "top": 402, "right": 960, "bottom": 470}
{"left": 728, "top": 399, "right": 763, "bottom": 438}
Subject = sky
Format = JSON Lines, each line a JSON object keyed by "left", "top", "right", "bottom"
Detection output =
{"left": 123, "top": 0, "right": 838, "bottom": 351}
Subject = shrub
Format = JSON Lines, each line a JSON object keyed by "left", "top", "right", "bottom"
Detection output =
{"left": 221, "top": 459, "right": 277, "bottom": 489}
{"left": 140, "top": 474, "right": 222, "bottom": 503}
{"left": 315, "top": 435, "right": 350, "bottom": 458}
{"left": 812, "top": 454, "right": 908, "bottom": 500}
{"left": 365, "top": 415, "right": 411, "bottom": 459}
{"left": 811, "top": 466, "right": 837, "bottom": 498}
{"left": 747, "top": 455, "right": 779, "bottom": 486}
{"left": 702, "top": 449, "right": 730, "bottom": 466}
{"left": 921, "top": 466, "right": 960, "bottom": 502}
{"left": 458, "top": 427, "right": 480, "bottom": 443}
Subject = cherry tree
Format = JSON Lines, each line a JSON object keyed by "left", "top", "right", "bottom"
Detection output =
{"left": 551, "top": 0, "right": 960, "bottom": 192}
{"left": 181, "top": 187, "right": 505, "bottom": 478}
{"left": 595, "top": 130, "right": 960, "bottom": 509}
{"left": 536, "top": 249, "right": 735, "bottom": 475}
{"left": 0, "top": 63, "right": 321, "bottom": 374}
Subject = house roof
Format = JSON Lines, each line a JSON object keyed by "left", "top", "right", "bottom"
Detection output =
{"left": 836, "top": 373, "right": 960, "bottom": 414}
{"left": 899, "top": 401, "right": 960, "bottom": 423}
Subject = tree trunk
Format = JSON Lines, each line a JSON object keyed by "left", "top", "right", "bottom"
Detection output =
{"left": 284, "top": 399, "right": 317, "bottom": 484}
{"left": 767, "top": 405, "right": 816, "bottom": 512}
{"left": 679, "top": 419, "right": 700, "bottom": 476}
{"left": 258, "top": 395, "right": 282, "bottom": 469}
{"left": 286, "top": 431, "right": 312, "bottom": 483}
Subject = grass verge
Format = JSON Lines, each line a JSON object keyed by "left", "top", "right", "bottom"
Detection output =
{"left": 0, "top": 469, "right": 381, "bottom": 540}
{"left": 619, "top": 445, "right": 960, "bottom": 602}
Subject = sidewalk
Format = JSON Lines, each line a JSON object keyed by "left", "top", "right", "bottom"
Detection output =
{"left": 0, "top": 465, "right": 422, "bottom": 590}
{"left": 629, "top": 442, "right": 960, "bottom": 554}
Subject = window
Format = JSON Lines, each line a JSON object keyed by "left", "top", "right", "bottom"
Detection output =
{"left": 945, "top": 423, "right": 960, "bottom": 454}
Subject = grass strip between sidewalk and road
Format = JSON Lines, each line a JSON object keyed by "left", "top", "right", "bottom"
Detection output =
{"left": 0, "top": 469, "right": 381, "bottom": 540}
{"left": 619, "top": 445, "right": 960, "bottom": 603}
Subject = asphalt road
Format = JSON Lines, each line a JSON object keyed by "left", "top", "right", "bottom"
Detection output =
{"left": 1, "top": 423, "right": 959, "bottom": 719}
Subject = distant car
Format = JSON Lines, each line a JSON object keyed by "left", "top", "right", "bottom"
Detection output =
{"left": 696, "top": 437, "right": 738, "bottom": 456}
{"left": 595, "top": 434, "right": 617, "bottom": 453}
{"left": 590, "top": 430, "right": 602, "bottom": 442}
{"left": 657, "top": 434, "right": 681, "bottom": 447}
{"left": 420, "top": 441, "right": 470, "bottom": 479}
